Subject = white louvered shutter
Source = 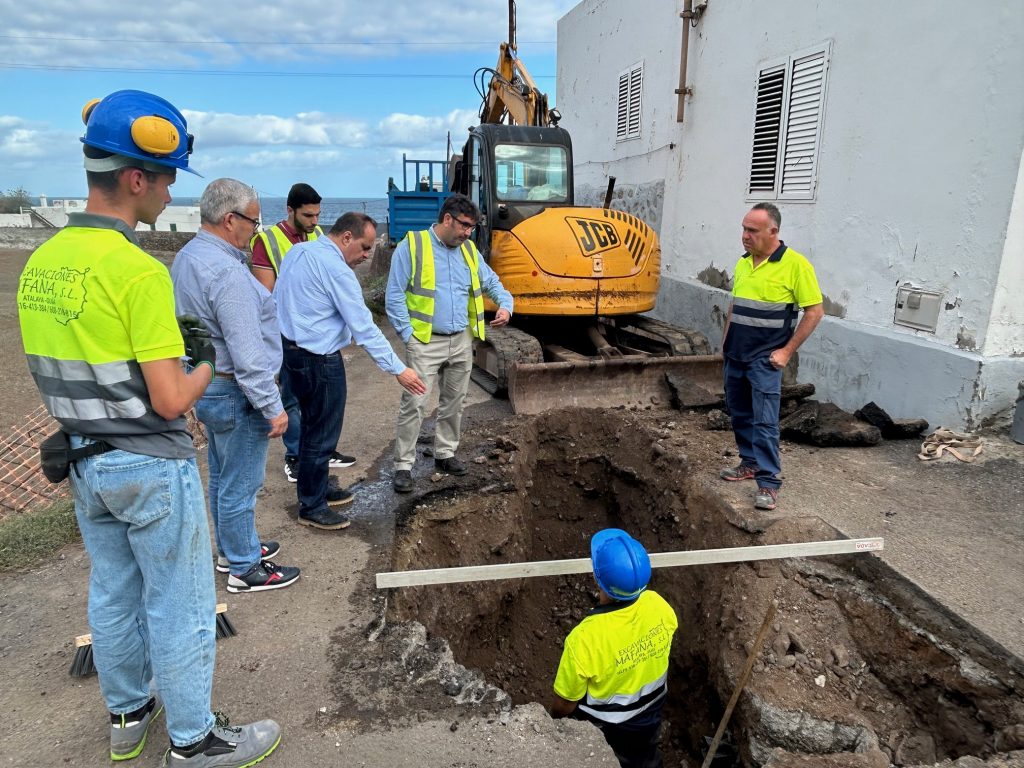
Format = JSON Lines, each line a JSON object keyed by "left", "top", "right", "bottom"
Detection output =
{"left": 616, "top": 71, "right": 630, "bottom": 140}
{"left": 780, "top": 49, "right": 828, "bottom": 198}
{"left": 627, "top": 65, "right": 643, "bottom": 138}
{"left": 748, "top": 64, "right": 787, "bottom": 195}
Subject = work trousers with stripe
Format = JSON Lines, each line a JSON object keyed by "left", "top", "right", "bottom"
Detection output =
{"left": 724, "top": 354, "right": 783, "bottom": 489}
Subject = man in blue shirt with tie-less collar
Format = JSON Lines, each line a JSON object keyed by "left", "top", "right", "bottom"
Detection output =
{"left": 385, "top": 195, "right": 514, "bottom": 494}
{"left": 275, "top": 212, "right": 426, "bottom": 530}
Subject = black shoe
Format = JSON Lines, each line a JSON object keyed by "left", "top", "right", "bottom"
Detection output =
{"left": 298, "top": 507, "right": 351, "bottom": 530}
{"left": 284, "top": 456, "right": 298, "bottom": 483}
{"left": 329, "top": 451, "right": 356, "bottom": 468}
{"left": 216, "top": 540, "right": 280, "bottom": 573}
{"left": 434, "top": 456, "right": 468, "bottom": 476}
{"left": 326, "top": 487, "right": 355, "bottom": 507}
{"left": 226, "top": 560, "right": 300, "bottom": 593}
{"left": 393, "top": 469, "right": 414, "bottom": 493}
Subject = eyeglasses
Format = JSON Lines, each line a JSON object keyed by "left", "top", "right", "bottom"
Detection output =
{"left": 450, "top": 215, "right": 478, "bottom": 231}
{"left": 231, "top": 210, "right": 261, "bottom": 233}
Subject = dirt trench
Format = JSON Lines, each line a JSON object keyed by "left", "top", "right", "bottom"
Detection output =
{"left": 386, "top": 408, "right": 1024, "bottom": 767}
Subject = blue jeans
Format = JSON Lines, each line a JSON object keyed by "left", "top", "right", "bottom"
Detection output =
{"left": 69, "top": 438, "right": 216, "bottom": 746}
{"left": 279, "top": 355, "right": 301, "bottom": 460}
{"left": 282, "top": 340, "right": 347, "bottom": 517}
{"left": 724, "top": 355, "right": 783, "bottom": 489}
{"left": 195, "top": 377, "right": 269, "bottom": 574}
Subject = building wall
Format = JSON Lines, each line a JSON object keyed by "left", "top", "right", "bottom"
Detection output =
{"left": 557, "top": 0, "right": 1024, "bottom": 428}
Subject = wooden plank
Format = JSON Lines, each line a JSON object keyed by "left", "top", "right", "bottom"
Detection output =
{"left": 376, "top": 537, "right": 884, "bottom": 589}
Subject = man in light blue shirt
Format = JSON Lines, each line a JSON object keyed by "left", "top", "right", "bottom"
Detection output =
{"left": 172, "top": 177, "right": 301, "bottom": 594}
{"left": 385, "top": 194, "right": 513, "bottom": 493}
{"left": 275, "top": 212, "right": 426, "bottom": 529}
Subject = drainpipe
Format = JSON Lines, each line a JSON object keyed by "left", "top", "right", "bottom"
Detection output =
{"left": 676, "top": 1, "right": 707, "bottom": 122}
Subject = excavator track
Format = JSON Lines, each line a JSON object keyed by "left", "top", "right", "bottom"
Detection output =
{"left": 471, "top": 325, "right": 543, "bottom": 396}
{"left": 603, "top": 315, "right": 713, "bottom": 357}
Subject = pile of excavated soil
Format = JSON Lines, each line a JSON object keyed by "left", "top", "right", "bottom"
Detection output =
{"left": 386, "top": 408, "right": 1024, "bottom": 767}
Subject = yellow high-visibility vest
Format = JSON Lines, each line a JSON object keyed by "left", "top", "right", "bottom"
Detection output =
{"left": 405, "top": 229, "right": 487, "bottom": 344}
{"left": 251, "top": 224, "right": 324, "bottom": 275}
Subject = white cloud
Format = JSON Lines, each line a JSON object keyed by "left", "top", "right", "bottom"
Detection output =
{"left": 0, "top": 116, "right": 77, "bottom": 167}
{"left": 0, "top": 0, "right": 577, "bottom": 68}
{"left": 375, "top": 108, "right": 479, "bottom": 150}
{"left": 184, "top": 110, "right": 369, "bottom": 148}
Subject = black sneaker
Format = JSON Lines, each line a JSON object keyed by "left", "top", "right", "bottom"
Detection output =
{"left": 226, "top": 560, "right": 300, "bottom": 593}
{"left": 393, "top": 469, "right": 414, "bottom": 493}
{"left": 329, "top": 451, "right": 356, "bottom": 468}
{"left": 298, "top": 507, "right": 351, "bottom": 530}
{"left": 162, "top": 716, "right": 281, "bottom": 766}
{"left": 284, "top": 456, "right": 298, "bottom": 483}
{"left": 326, "top": 487, "right": 355, "bottom": 507}
{"left": 215, "top": 541, "right": 281, "bottom": 574}
{"left": 434, "top": 456, "right": 469, "bottom": 475}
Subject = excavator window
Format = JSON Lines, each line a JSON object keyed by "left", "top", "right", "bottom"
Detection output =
{"left": 494, "top": 144, "right": 568, "bottom": 203}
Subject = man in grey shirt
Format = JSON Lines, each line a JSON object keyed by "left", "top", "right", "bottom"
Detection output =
{"left": 172, "top": 178, "right": 300, "bottom": 593}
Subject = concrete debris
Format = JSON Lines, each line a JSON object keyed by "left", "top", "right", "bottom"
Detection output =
{"left": 855, "top": 401, "right": 928, "bottom": 439}
{"left": 705, "top": 408, "right": 732, "bottom": 431}
{"left": 780, "top": 401, "right": 882, "bottom": 447}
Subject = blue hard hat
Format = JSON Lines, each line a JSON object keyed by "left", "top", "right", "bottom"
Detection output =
{"left": 80, "top": 90, "right": 199, "bottom": 176}
{"left": 591, "top": 528, "right": 651, "bottom": 601}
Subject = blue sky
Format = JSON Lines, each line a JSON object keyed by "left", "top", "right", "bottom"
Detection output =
{"left": 0, "top": 0, "right": 578, "bottom": 200}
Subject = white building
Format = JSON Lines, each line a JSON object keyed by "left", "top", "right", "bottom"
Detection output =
{"left": 0, "top": 197, "right": 200, "bottom": 232}
{"left": 557, "top": 0, "right": 1023, "bottom": 430}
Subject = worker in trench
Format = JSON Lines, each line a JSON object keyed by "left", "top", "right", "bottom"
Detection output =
{"left": 550, "top": 529, "right": 678, "bottom": 768}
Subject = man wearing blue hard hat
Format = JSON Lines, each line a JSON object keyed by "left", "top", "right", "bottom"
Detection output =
{"left": 17, "top": 90, "right": 281, "bottom": 766}
{"left": 550, "top": 529, "right": 678, "bottom": 768}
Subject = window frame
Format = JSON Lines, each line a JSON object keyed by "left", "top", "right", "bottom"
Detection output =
{"left": 746, "top": 42, "right": 831, "bottom": 203}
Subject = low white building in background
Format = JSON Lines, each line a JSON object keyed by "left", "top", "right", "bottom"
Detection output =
{"left": 557, "top": 0, "right": 1023, "bottom": 430}
{"left": 0, "top": 197, "right": 200, "bottom": 232}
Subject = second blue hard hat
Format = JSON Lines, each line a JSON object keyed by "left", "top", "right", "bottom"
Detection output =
{"left": 591, "top": 528, "right": 651, "bottom": 601}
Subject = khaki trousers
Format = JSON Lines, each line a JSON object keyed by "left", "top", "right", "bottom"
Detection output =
{"left": 394, "top": 330, "right": 473, "bottom": 471}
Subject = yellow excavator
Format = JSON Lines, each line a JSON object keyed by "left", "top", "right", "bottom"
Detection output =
{"left": 447, "top": 1, "right": 723, "bottom": 413}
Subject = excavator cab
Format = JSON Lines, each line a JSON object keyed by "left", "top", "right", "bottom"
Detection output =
{"left": 449, "top": 123, "right": 574, "bottom": 257}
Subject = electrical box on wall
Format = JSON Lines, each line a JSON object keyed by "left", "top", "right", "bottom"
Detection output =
{"left": 894, "top": 286, "right": 943, "bottom": 333}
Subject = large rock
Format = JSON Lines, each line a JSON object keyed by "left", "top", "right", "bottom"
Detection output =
{"left": 780, "top": 401, "right": 882, "bottom": 447}
{"left": 855, "top": 401, "right": 928, "bottom": 439}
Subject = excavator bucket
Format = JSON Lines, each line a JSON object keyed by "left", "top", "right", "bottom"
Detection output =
{"left": 507, "top": 355, "right": 725, "bottom": 415}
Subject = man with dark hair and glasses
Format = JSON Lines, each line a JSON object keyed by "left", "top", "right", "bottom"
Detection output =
{"left": 172, "top": 177, "right": 301, "bottom": 593}
{"left": 385, "top": 193, "right": 513, "bottom": 493}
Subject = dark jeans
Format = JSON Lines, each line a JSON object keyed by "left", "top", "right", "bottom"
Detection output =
{"left": 724, "top": 355, "right": 783, "bottom": 489}
{"left": 281, "top": 339, "right": 347, "bottom": 517}
{"left": 599, "top": 720, "right": 663, "bottom": 768}
{"left": 279, "top": 354, "right": 301, "bottom": 460}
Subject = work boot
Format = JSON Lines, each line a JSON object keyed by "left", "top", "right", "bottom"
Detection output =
{"left": 298, "top": 507, "right": 351, "bottom": 530}
{"left": 393, "top": 469, "right": 414, "bottom": 493}
{"left": 719, "top": 463, "right": 758, "bottom": 482}
{"left": 226, "top": 561, "right": 300, "bottom": 593}
{"left": 754, "top": 487, "right": 779, "bottom": 511}
{"left": 434, "top": 456, "right": 468, "bottom": 476}
{"left": 110, "top": 694, "right": 162, "bottom": 761}
{"left": 216, "top": 541, "right": 281, "bottom": 574}
{"left": 326, "top": 487, "right": 355, "bottom": 507}
{"left": 161, "top": 717, "right": 281, "bottom": 767}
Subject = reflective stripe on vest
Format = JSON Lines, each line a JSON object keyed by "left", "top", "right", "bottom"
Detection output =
{"left": 251, "top": 224, "right": 324, "bottom": 275}
{"left": 405, "top": 230, "right": 487, "bottom": 344}
{"left": 577, "top": 672, "right": 668, "bottom": 725}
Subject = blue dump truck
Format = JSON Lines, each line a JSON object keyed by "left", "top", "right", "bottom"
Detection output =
{"left": 387, "top": 154, "right": 451, "bottom": 245}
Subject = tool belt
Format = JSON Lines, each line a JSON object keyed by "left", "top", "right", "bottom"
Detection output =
{"left": 39, "top": 430, "right": 115, "bottom": 483}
